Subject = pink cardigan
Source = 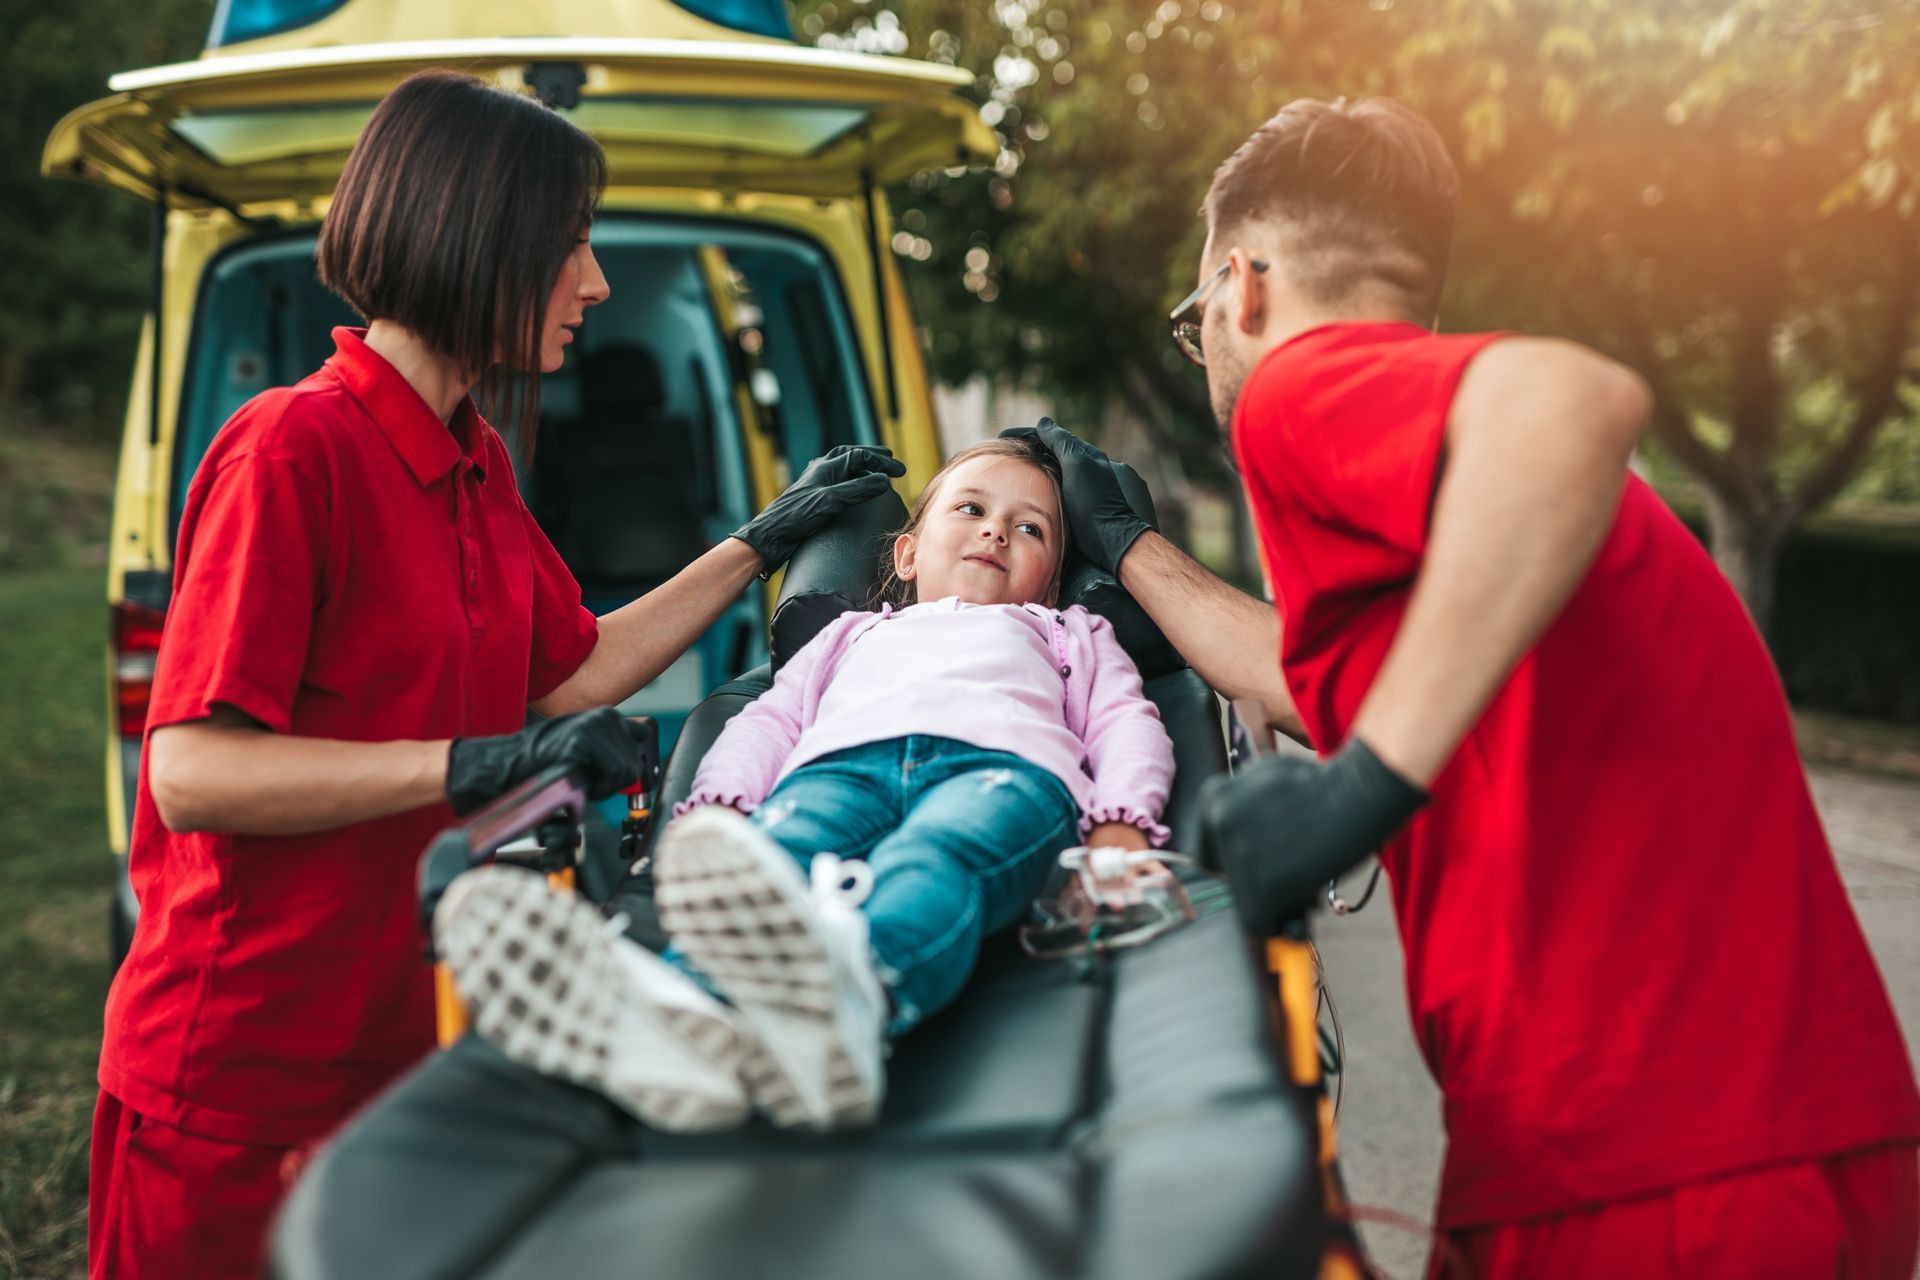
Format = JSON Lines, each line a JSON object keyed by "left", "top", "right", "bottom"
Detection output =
{"left": 679, "top": 603, "right": 1175, "bottom": 846}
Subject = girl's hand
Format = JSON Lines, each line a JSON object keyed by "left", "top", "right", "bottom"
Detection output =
{"left": 1059, "top": 837, "right": 1171, "bottom": 914}
{"left": 1086, "top": 820, "right": 1150, "bottom": 852}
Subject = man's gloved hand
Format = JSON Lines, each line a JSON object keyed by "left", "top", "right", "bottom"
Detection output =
{"left": 446, "top": 707, "right": 650, "bottom": 816}
{"left": 733, "top": 444, "right": 906, "bottom": 578}
{"left": 1196, "top": 739, "right": 1429, "bottom": 937}
{"left": 1000, "top": 419, "right": 1154, "bottom": 574}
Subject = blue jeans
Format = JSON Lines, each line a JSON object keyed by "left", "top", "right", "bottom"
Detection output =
{"left": 751, "top": 735, "right": 1078, "bottom": 1037}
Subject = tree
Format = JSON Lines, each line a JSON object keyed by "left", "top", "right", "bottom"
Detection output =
{"left": 799, "top": 0, "right": 1920, "bottom": 633}
{"left": 1368, "top": 0, "right": 1920, "bottom": 632}
{"left": 0, "top": 0, "right": 211, "bottom": 435}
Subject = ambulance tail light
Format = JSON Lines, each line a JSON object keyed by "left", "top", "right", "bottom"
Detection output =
{"left": 112, "top": 601, "right": 165, "bottom": 739}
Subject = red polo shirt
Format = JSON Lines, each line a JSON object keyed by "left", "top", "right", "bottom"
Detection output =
{"left": 1233, "top": 322, "right": 1920, "bottom": 1227}
{"left": 101, "top": 328, "right": 599, "bottom": 1145}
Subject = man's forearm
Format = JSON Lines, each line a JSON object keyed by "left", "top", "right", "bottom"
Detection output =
{"left": 535, "top": 537, "right": 762, "bottom": 716}
{"left": 1352, "top": 343, "right": 1650, "bottom": 785}
{"left": 1117, "top": 532, "right": 1305, "bottom": 741}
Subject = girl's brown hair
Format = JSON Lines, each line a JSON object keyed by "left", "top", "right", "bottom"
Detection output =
{"left": 316, "top": 70, "right": 609, "bottom": 446}
{"left": 878, "top": 436, "right": 1068, "bottom": 609}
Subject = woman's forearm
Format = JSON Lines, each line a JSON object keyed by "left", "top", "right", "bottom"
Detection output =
{"left": 149, "top": 714, "right": 449, "bottom": 836}
{"left": 534, "top": 537, "right": 763, "bottom": 716}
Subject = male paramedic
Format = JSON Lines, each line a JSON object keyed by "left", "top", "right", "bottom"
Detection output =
{"left": 1018, "top": 96, "right": 1920, "bottom": 1276}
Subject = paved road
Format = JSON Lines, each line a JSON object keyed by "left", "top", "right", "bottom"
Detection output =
{"left": 1313, "top": 763, "right": 1920, "bottom": 1278}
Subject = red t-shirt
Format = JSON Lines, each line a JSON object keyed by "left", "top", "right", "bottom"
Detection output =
{"left": 1233, "top": 322, "right": 1920, "bottom": 1227}
{"left": 101, "top": 328, "right": 600, "bottom": 1146}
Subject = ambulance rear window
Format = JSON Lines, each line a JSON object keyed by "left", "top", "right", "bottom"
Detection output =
{"left": 206, "top": 0, "right": 352, "bottom": 48}
{"left": 170, "top": 218, "right": 875, "bottom": 558}
{"left": 670, "top": 0, "right": 793, "bottom": 40}
{"left": 205, "top": 0, "right": 793, "bottom": 47}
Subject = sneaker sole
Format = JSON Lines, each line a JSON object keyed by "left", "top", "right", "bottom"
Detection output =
{"left": 435, "top": 867, "right": 749, "bottom": 1132}
{"left": 655, "top": 816, "right": 880, "bottom": 1130}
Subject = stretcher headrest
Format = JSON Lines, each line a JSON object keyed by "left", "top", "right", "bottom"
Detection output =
{"left": 768, "top": 453, "right": 1186, "bottom": 682}
{"left": 770, "top": 486, "right": 908, "bottom": 668}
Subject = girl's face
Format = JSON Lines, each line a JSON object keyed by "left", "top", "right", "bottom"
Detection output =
{"left": 894, "top": 454, "right": 1062, "bottom": 607}
{"left": 538, "top": 233, "right": 611, "bottom": 372}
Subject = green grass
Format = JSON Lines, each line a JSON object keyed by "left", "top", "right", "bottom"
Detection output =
{"left": 0, "top": 566, "right": 111, "bottom": 1279}
{"left": 0, "top": 424, "right": 114, "bottom": 573}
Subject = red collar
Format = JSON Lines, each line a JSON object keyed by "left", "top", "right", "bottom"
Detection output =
{"left": 322, "top": 327, "right": 489, "bottom": 485}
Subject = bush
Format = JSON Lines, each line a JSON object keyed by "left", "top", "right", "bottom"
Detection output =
{"left": 1770, "top": 522, "right": 1920, "bottom": 726}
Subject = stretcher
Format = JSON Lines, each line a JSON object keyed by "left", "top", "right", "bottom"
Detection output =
{"left": 270, "top": 487, "right": 1362, "bottom": 1279}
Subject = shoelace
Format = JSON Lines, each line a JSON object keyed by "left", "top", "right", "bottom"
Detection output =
{"left": 807, "top": 855, "right": 878, "bottom": 1006}
{"left": 807, "top": 855, "right": 888, "bottom": 1054}
{"left": 809, "top": 853, "right": 874, "bottom": 915}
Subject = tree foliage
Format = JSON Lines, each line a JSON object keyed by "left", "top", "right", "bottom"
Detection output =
{"left": 798, "top": 0, "right": 1920, "bottom": 628}
{"left": 0, "top": 0, "right": 210, "bottom": 435}
{"left": 7, "top": 0, "right": 1917, "bottom": 624}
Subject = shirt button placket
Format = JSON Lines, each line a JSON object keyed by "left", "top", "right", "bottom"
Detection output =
{"left": 460, "top": 465, "right": 484, "bottom": 643}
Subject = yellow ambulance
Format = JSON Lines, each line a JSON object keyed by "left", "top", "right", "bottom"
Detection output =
{"left": 42, "top": 0, "right": 991, "bottom": 959}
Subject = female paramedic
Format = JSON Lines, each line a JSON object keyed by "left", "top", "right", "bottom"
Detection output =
{"left": 87, "top": 70, "right": 903, "bottom": 1280}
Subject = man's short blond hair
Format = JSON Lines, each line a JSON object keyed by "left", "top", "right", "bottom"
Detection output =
{"left": 1204, "top": 97, "right": 1459, "bottom": 316}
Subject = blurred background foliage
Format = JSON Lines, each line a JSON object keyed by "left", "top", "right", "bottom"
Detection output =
{"left": 795, "top": 0, "right": 1920, "bottom": 634}
{"left": 2, "top": 0, "right": 1917, "bottom": 632}
{"left": 0, "top": 0, "right": 208, "bottom": 432}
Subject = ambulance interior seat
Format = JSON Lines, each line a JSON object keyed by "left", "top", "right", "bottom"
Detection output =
{"left": 532, "top": 343, "right": 713, "bottom": 598}
{"left": 270, "top": 483, "right": 1326, "bottom": 1280}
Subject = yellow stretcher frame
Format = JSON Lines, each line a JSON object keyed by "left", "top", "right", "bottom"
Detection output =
{"left": 1230, "top": 701, "right": 1369, "bottom": 1279}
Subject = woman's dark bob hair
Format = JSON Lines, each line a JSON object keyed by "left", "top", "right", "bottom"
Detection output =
{"left": 317, "top": 70, "right": 608, "bottom": 439}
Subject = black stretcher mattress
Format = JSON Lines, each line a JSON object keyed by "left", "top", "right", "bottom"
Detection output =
{"left": 271, "top": 903, "right": 1323, "bottom": 1280}
{"left": 272, "top": 484, "right": 1326, "bottom": 1279}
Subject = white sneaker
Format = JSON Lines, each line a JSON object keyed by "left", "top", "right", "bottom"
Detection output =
{"left": 654, "top": 808, "right": 888, "bottom": 1130}
{"left": 433, "top": 866, "right": 751, "bottom": 1132}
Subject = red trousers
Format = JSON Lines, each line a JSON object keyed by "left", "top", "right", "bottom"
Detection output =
{"left": 88, "top": 1090, "right": 298, "bottom": 1280}
{"left": 1429, "top": 1143, "right": 1920, "bottom": 1280}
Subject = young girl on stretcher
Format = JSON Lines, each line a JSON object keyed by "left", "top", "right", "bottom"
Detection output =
{"left": 436, "top": 437, "right": 1175, "bottom": 1132}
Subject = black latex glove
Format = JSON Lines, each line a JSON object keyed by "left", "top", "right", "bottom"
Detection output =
{"left": 1000, "top": 418, "right": 1155, "bottom": 574}
{"left": 1196, "top": 739, "right": 1429, "bottom": 936}
{"left": 446, "top": 707, "right": 650, "bottom": 816}
{"left": 733, "top": 444, "right": 906, "bottom": 578}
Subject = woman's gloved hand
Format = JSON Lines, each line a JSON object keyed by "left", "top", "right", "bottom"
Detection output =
{"left": 732, "top": 444, "right": 906, "bottom": 578}
{"left": 446, "top": 707, "right": 650, "bottom": 816}
{"left": 999, "top": 419, "right": 1155, "bottom": 574}
{"left": 1195, "top": 739, "right": 1428, "bottom": 936}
